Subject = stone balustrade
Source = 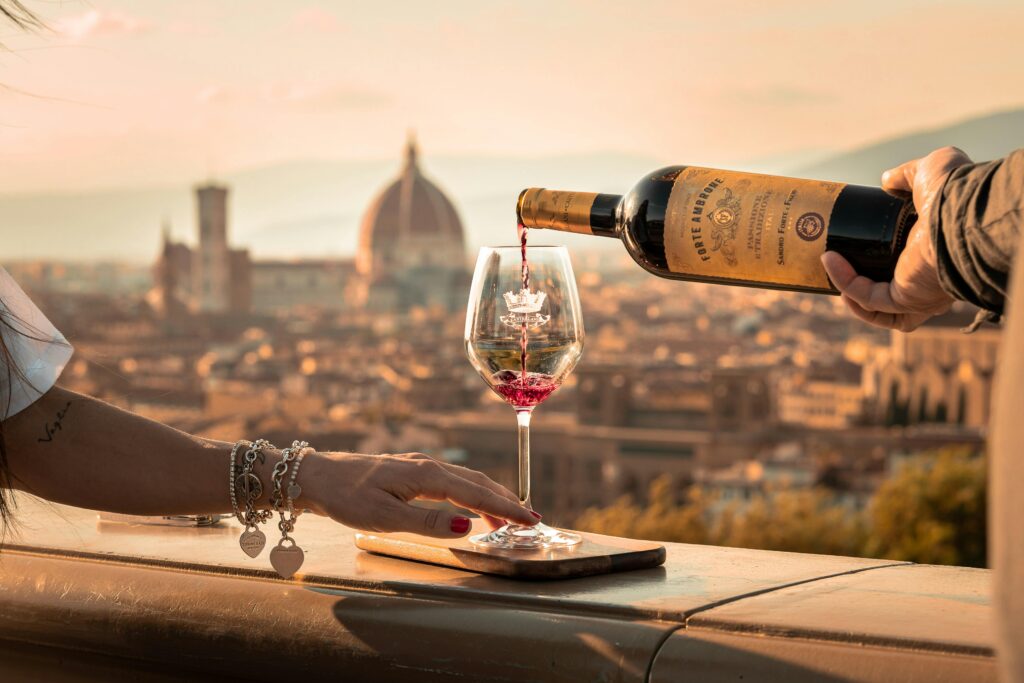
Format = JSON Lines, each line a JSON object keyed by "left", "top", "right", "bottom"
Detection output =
{"left": 0, "top": 497, "right": 995, "bottom": 682}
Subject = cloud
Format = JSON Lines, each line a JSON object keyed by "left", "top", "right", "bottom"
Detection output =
{"left": 726, "top": 85, "right": 837, "bottom": 107}
{"left": 196, "top": 84, "right": 235, "bottom": 105}
{"left": 167, "top": 20, "right": 213, "bottom": 36}
{"left": 289, "top": 7, "right": 345, "bottom": 34}
{"left": 196, "top": 81, "right": 391, "bottom": 110}
{"left": 262, "top": 81, "right": 391, "bottom": 108}
{"left": 55, "top": 9, "right": 152, "bottom": 41}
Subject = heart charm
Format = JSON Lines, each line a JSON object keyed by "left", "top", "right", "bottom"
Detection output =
{"left": 269, "top": 540, "right": 305, "bottom": 579}
{"left": 287, "top": 483, "right": 302, "bottom": 501}
{"left": 239, "top": 528, "right": 266, "bottom": 558}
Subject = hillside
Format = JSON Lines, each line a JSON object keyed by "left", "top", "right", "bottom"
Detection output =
{"left": 2, "top": 107, "right": 1022, "bottom": 263}
{"left": 792, "top": 108, "right": 1024, "bottom": 184}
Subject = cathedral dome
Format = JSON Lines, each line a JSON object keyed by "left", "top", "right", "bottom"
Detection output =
{"left": 357, "top": 135, "right": 465, "bottom": 276}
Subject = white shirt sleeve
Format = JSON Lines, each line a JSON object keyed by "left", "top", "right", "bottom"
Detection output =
{"left": 0, "top": 268, "right": 74, "bottom": 419}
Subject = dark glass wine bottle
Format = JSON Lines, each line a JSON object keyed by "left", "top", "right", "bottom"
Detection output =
{"left": 517, "top": 166, "right": 916, "bottom": 294}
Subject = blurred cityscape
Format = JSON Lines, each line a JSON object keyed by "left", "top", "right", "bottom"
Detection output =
{"left": 2, "top": 136, "right": 996, "bottom": 534}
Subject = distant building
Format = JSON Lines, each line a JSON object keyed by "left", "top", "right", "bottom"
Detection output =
{"left": 151, "top": 185, "right": 251, "bottom": 318}
{"left": 777, "top": 360, "right": 865, "bottom": 429}
{"left": 251, "top": 260, "right": 357, "bottom": 313}
{"left": 864, "top": 308, "right": 1000, "bottom": 428}
{"left": 694, "top": 442, "right": 817, "bottom": 506}
{"left": 151, "top": 135, "right": 465, "bottom": 318}
{"left": 355, "top": 134, "right": 467, "bottom": 312}
{"left": 194, "top": 185, "right": 231, "bottom": 312}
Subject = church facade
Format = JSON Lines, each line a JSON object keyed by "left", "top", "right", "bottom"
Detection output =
{"left": 151, "top": 136, "right": 468, "bottom": 318}
{"left": 354, "top": 136, "right": 468, "bottom": 312}
{"left": 862, "top": 309, "right": 1000, "bottom": 428}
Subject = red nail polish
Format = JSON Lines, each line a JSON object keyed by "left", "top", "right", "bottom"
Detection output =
{"left": 450, "top": 516, "right": 471, "bottom": 533}
{"left": 530, "top": 511, "right": 542, "bottom": 520}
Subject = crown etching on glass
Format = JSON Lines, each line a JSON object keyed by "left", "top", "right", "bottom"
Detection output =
{"left": 500, "top": 288, "right": 550, "bottom": 326}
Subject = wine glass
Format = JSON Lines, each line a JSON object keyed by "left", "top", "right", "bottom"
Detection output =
{"left": 465, "top": 245, "right": 584, "bottom": 548}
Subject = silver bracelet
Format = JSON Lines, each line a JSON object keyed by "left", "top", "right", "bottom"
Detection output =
{"left": 236, "top": 438, "right": 275, "bottom": 558}
{"left": 268, "top": 441, "right": 312, "bottom": 579}
{"left": 286, "top": 446, "right": 312, "bottom": 514}
{"left": 228, "top": 439, "right": 252, "bottom": 527}
{"left": 269, "top": 440, "right": 307, "bottom": 513}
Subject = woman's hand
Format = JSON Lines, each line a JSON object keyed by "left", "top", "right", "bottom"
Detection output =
{"left": 821, "top": 146, "right": 972, "bottom": 332}
{"left": 298, "top": 451, "right": 540, "bottom": 538}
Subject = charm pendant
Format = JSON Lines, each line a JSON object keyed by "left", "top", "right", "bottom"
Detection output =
{"left": 287, "top": 483, "right": 302, "bottom": 501}
{"left": 269, "top": 538, "right": 305, "bottom": 579}
{"left": 239, "top": 527, "right": 266, "bottom": 558}
{"left": 236, "top": 472, "right": 263, "bottom": 501}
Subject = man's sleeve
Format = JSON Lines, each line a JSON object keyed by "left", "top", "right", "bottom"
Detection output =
{"left": 930, "top": 148, "right": 1024, "bottom": 320}
{"left": 0, "top": 268, "right": 74, "bottom": 420}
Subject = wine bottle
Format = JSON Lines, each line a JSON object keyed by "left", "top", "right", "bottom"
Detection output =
{"left": 516, "top": 166, "right": 916, "bottom": 294}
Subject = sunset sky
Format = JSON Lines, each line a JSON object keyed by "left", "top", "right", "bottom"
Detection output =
{"left": 1, "top": 0, "right": 1022, "bottom": 194}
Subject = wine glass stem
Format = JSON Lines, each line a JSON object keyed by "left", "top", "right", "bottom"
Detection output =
{"left": 516, "top": 408, "right": 533, "bottom": 507}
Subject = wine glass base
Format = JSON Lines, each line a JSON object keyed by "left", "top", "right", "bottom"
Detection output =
{"left": 470, "top": 522, "right": 582, "bottom": 550}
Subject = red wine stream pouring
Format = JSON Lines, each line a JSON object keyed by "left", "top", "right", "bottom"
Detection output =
{"left": 519, "top": 223, "right": 530, "bottom": 385}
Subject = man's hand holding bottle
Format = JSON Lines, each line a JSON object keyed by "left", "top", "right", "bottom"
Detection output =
{"left": 821, "top": 147, "right": 973, "bottom": 332}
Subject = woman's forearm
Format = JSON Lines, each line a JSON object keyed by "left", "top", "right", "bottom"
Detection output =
{"left": 1, "top": 386, "right": 538, "bottom": 538}
{"left": 3, "top": 386, "right": 271, "bottom": 516}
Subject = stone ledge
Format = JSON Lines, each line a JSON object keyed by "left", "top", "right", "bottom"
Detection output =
{"left": 686, "top": 563, "right": 993, "bottom": 657}
{"left": 649, "top": 629, "right": 996, "bottom": 683}
{"left": 0, "top": 498, "right": 997, "bottom": 681}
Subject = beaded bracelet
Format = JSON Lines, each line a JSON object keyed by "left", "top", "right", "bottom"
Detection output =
{"left": 286, "top": 446, "right": 311, "bottom": 513}
{"left": 269, "top": 440, "right": 307, "bottom": 512}
{"left": 228, "top": 439, "right": 252, "bottom": 527}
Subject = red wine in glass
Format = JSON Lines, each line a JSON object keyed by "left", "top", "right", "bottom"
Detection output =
{"left": 464, "top": 241, "right": 585, "bottom": 549}
{"left": 490, "top": 370, "right": 561, "bottom": 408}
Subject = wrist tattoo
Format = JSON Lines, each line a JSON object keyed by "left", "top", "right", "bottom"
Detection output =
{"left": 38, "top": 401, "right": 72, "bottom": 444}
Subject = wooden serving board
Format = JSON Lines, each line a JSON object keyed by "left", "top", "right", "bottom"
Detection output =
{"left": 354, "top": 520, "right": 666, "bottom": 581}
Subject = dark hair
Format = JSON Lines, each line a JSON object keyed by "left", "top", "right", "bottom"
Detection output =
{"left": 0, "top": 310, "right": 23, "bottom": 536}
{"left": 0, "top": 300, "right": 73, "bottom": 539}
{"left": 0, "top": 0, "right": 43, "bottom": 537}
{"left": 0, "top": 0, "right": 42, "bottom": 30}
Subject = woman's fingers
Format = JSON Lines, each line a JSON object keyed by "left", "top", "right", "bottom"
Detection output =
{"left": 442, "top": 466, "right": 530, "bottom": 527}
{"left": 482, "top": 514, "right": 505, "bottom": 530}
{"left": 398, "top": 453, "right": 533, "bottom": 521}
{"left": 313, "top": 452, "right": 541, "bottom": 537}
{"left": 401, "top": 453, "right": 518, "bottom": 502}
{"left": 375, "top": 495, "right": 475, "bottom": 539}
{"left": 409, "top": 460, "right": 539, "bottom": 527}
{"left": 439, "top": 460, "right": 521, "bottom": 505}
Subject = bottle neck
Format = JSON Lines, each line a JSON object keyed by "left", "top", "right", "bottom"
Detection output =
{"left": 517, "top": 188, "right": 620, "bottom": 238}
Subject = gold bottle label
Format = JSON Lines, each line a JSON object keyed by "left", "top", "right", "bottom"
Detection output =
{"left": 664, "top": 167, "right": 844, "bottom": 290}
{"left": 518, "top": 188, "right": 598, "bottom": 235}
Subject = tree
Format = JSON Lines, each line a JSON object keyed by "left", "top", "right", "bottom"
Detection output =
{"left": 715, "top": 486, "right": 866, "bottom": 557}
{"left": 865, "top": 448, "right": 986, "bottom": 567}
{"left": 575, "top": 446, "right": 986, "bottom": 568}
{"left": 575, "top": 476, "right": 710, "bottom": 545}
{"left": 575, "top": 477, "right": 863, "bottom": 556}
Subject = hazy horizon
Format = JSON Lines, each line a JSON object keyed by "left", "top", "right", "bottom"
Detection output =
{"left": 0, "top": 102, "right": 1010, "bottom": 198}
{"left": 1, "top": 0, "right": 1022, "bottom": 194}
{"left": 2, "top": 104, "right": 1022, "bottom": 264}
{"left": 2, "top": 0, "right": 1023, "bottom": 262}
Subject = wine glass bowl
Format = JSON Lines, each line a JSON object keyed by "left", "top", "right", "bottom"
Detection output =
{"left": 465, "top": 245, "right": 584, "bottom": 549}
